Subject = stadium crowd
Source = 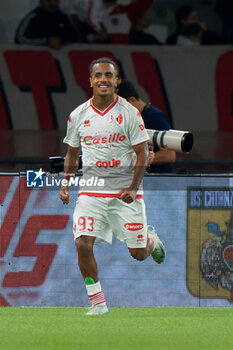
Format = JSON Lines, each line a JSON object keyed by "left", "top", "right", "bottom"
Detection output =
{"left": 13, "top": 0, "right": 232, "bottom": 48}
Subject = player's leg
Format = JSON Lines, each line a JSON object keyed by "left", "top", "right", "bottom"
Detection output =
{"left": 75, "top": 235, "right": 109, "bottom": 315}
{"left": 73, "top": 196, "right": 110, "bottom": 315}
{"left": 129, "top": 225, "right": 166, "bottom": 263}
{"left": 125, "top": 199, "right": 166, "bottom": 263}
{"left": 109, "top": 198, "right": 165, "bottom": 263}
{"left": 75, "top": 235, "right": 97, "bottom": 281}
{"left": 128, "top": 234, "right": 155, "bottom": 260}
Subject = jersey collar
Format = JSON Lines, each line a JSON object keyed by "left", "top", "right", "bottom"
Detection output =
{"left": 90, "top": 95, "right": 118, "bottom": 116}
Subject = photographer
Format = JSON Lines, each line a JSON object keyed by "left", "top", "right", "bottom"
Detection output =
{"left": 117, "top": 80, "right": 176, "bottom": 173}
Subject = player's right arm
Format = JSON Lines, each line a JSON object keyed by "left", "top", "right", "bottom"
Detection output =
{"left": 59, "top": 145, "right": 80, "bottom": 204}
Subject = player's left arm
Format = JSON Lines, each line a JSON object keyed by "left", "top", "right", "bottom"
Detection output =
{"left": 60, "top": 145, "right": 80, "bottom": 204}
{"left": 119, "top": 141, "right": 149, "bottom": 203}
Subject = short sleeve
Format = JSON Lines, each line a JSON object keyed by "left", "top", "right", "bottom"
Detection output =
{"left": 128, "top": 107, "right": 150, "bottom": 146}
{"left": 63, "top": 115, "right": 80, "bottom": 148}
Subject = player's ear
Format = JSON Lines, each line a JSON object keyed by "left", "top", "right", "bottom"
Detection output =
{"left": 89, "top": 77, "right": 93, "bottom": 87}
{"left": 116, "top": 76, "right": 121, "bottom": 87}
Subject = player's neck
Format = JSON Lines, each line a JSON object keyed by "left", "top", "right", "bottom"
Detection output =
{"left": 92, "top": 94, "right": 116, "bottom": 111}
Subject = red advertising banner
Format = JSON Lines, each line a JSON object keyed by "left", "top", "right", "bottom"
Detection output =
{"left": 0, "top": 44, "right": 232, "bottom": 132}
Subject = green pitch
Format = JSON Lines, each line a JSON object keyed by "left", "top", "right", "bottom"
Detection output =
{"left": 1, "top": 307, "right": 233, "bottom": 350}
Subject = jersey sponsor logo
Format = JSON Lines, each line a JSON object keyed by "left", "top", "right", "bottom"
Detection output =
{"left": 84, "top": 133, "right": 126, "bottom": 145}
{"left": 84, "top": 120, "right": 90, "bottom": 127}
{"left": 124, "top": 223, "right": 144, "bottom": 231}
{"left": 96, "top": 158, "right": 120, "bottom": 168}
{"left": 139, "top": 124, "right": 145, "bottom": 131}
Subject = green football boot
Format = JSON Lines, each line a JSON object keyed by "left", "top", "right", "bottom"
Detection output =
{"left": 148, "top": 225, "right": 166, "bottom": 264}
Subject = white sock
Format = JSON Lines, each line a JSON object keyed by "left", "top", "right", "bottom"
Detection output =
{"left": 86, "top": 281, "right": 106, "bottom": 306}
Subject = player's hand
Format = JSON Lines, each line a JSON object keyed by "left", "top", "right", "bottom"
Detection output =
{"left": 60, "top": 187, "right": 69, "bottom": 204}
{"left": 118, "top": 188, "right": 137, "bottom": 204}
{"left": 148, "top": 144, "right": 155, "bottom": 165}
{"left": 148, "top": 150, "right": 155, "bottom": 165}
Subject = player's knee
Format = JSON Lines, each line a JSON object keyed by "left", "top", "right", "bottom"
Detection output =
{"left": 76, "top": 236, "right": 93, "bottom": 254}
{"left": 129, "top": 248, "right": 146, "bottom": 261}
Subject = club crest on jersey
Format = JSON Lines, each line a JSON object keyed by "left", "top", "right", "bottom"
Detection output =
{"left": 110, "top": 114, "right": 123, "bottom": 125}
{"left": 116, "top": 114, "right": 123, "bottom": 125}
{"left": 84, "top": 120, "right": 90, "bottom": 127}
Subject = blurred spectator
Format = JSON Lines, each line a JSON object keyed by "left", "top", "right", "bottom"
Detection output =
{"left": 65, "top": 0, "right": 154, "bottom": 44}
{"left": 117, "top": 80, "right": 176, "bottom": 173}
{"left": 96, "top": 0, "right": 154, "bottom": 44}
{"left": 177, "top": 23, "right": 203, "bottom": 47}
{"left": 15, "top": 0, "right": 80, "bottom": 49}
{"left": 166, "top": 5, "right": 221, "bottom": 45}
{"left": 60, "top": 0, "right": 110, "bottom": 43}
{"left": 215, "top": 0, "right": 233, "bottom": 44}
{"left": 129, "top": 13, "right": 162, "bottom": 45}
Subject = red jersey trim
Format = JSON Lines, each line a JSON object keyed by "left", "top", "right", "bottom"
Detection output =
{"left": 78, "top": 192, "right": 143, "bottom": 199}
{"left": 90, "top": 95, "right": 119, "bottom": 116}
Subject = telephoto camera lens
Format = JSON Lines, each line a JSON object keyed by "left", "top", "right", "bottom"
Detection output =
{"left": 146, "top": 129, "right": 194, "bottom": 153}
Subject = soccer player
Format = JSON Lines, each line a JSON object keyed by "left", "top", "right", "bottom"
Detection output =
{"left": 60, "top": 57, "right": 165, "bottom": 315}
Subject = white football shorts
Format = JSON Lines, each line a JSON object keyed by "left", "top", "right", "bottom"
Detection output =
{"left": 73, "top": 195, "right": 148, "bottom": 248}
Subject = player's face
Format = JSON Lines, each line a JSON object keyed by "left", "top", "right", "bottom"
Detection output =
{"left": 90, "top": 63, "right": 118, "bottom": 97}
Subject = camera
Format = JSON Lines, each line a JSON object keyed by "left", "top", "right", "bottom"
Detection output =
{"left": 49, "top": 156, "right": 65, "bottom": 173}
{"left": 147, "top": 129, "right": 194, "bottom": 153}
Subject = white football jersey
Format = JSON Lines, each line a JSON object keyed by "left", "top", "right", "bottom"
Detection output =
{"left": 63, "top": 95, "right": 149, "bottom": 194}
